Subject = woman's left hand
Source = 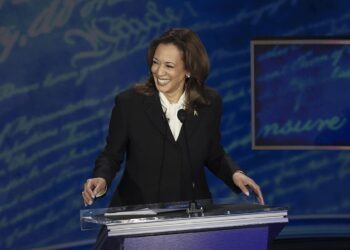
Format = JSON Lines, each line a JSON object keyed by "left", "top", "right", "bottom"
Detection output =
{"left": 232, "top": 171, "right": 265, "bottom": 205}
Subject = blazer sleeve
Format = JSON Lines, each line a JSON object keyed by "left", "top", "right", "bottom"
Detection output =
{"left": 205, "top": 93, "right": 242, "bottom": 193}
{"left": 93, "top": 94, "right": 128, "bottom": 188}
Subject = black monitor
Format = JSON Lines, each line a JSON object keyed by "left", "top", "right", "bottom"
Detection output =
{"left": 251, "top": 38, "right": 350, "bottom": 150}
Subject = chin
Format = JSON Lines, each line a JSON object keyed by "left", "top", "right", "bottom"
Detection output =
{"left": 155, "top": 83, "right": 170, "bottom": 93}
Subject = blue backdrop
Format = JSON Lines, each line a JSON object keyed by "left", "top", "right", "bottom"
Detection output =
{"left": 1, "top": 0, "right": 350, "bottom": 249}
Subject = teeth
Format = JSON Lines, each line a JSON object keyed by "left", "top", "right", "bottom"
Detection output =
{"left": 157, "top": 79, "right": 170, "bottom": 85}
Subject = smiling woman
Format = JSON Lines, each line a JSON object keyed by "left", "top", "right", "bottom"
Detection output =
{"left": 151, "top": 43, "right": 188, "bottom": 103}
{"left": 82, "top": 27, "right": 264, "bottom": 207}
{"left": 82, "top": 27, "right": 264, "bottom": 248}
{"left": 135, "top": 28, "right": 212, "bottom": 112}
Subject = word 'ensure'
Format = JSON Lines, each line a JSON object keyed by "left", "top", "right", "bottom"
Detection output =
{"left": 258, "top": 115, "right": 347, "bottom": 137}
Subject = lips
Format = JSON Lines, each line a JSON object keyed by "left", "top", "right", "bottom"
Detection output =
{"left": 156, "top": 78, "right": 170, "bottom": 85}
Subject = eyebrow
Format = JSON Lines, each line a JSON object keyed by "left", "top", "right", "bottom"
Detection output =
{"left": 153, "top": 57, "right": 176, "bottom": 65}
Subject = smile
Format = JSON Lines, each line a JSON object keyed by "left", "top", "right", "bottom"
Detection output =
{"left": 157, "top": 78, "right": 170, "bottom": 85}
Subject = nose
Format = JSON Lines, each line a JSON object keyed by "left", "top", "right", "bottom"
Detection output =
{"left": 155, "top": 64, "right": 165, "bottom": 76}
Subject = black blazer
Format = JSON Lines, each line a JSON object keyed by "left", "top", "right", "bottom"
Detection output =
{"left": 93, "top": 87, "right": 241, "bottom": 207}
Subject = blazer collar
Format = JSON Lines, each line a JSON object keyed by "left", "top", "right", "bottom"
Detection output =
{"left": 143, "top": 93, "right": 200, "bottom": 143}
{"left": 182, "top": 108, "right": 199, "bottom": 140}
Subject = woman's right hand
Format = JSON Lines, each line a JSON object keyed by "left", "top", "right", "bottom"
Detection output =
{"left": 82, "top": 177, "right": 107, "bottom": 206}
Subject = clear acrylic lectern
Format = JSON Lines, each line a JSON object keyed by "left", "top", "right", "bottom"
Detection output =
{"left": 81, "top": 200, "right": 288, "bottom": 250}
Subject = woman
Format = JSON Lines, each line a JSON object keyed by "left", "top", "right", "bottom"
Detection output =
{"left": 82, "top": 28, "right": 264, "bottom": 208}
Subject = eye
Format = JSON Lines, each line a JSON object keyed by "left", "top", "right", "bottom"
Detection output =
{"left": 166, "top": 64, "right": 174, "bottom": 68}
{"left": 152, "top": 60, "right": 158, "bottom": 65}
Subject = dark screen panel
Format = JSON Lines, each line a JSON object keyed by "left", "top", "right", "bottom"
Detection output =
{"left": 252, "top": 39, "right": 350, "bottom": 149}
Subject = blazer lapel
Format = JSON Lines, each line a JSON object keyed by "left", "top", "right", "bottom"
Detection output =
{"left": 143, "top": 93, "right": 200, "bottom": 143}
{"left": 143, "top": 94, "right": 175, "bottom": 144}
{"left": 184, "top": 109, "right": 200, "bottom": 139}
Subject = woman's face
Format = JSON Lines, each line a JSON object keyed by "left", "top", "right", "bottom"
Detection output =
{"left": 151, "top": 43, "right": 189, "bottom": 102}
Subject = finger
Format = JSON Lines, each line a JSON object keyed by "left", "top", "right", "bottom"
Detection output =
{"left": 232, "top": 174, "right": 249, "bottom": 196}
{"left": 239, "top": 184, "right": 250, "bottom": 196}
{"left": 247, "top": 183, "right": 265, "bottom": 205}
{"left": 258, "top": 195, "right": 265, "bottom": 205}
{"left": 94, "top": 178, "right": 107, "bottom": 197}
{"left": 93, "top": 181, "right": 103, "bottom": 196}
{"left": 256, "top": 190, "right": 265, "bottom": 205}
{"left": 85, "top": 179, "right": 96, "bottom": 199}
{"left": 82, "top": 190, "right": 94, "bottom": 206}
{"left": 82, "top": 190, "right": 89, "bottom": 205}
{"left": 82, "top": 191, "right": 91, "bottom": 206}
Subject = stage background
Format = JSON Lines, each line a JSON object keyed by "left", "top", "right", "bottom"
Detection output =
{"left": 1, "top": 0, "right": 350, "bottom": 249}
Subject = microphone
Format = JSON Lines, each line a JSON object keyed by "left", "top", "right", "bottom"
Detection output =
{"left": 177, "top": 109, "right": 187, "bottom": 123}
{"left": 177, "top": 109, "right": 203, "bottom": 215}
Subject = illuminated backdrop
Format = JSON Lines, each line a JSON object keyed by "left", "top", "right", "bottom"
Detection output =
{"left": 1, "top": 0, "right": 350, "bottom": 249}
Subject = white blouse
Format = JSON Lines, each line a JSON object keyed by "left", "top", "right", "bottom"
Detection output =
{"left": 159, "top": 92, "right": 186, "bottom": 141}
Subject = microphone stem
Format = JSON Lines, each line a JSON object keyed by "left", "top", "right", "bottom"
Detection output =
{"left": 177, "top": 109, "right": 203, "bottom": 215}
{"left": 157, "top": 112, "right": 167, "bottom": 202}
{"left": 183, "top": 122, "right": 203, "bottom": 215}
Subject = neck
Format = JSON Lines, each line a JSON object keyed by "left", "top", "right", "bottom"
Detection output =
{"left": 164, "top": 90, "right": 184, "bottom": 104}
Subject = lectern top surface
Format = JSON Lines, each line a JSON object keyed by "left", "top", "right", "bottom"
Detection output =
{"left": 80, "top": 200, "right": 287, "bottom": 231}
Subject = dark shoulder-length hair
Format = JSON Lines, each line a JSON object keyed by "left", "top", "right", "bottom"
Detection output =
{"left": 134, "top": 28, "right": 212, "bottom": 111}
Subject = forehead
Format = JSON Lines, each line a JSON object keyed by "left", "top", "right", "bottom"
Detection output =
{"left": 153, "top": 43, "right": 184, "bottom": 62}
